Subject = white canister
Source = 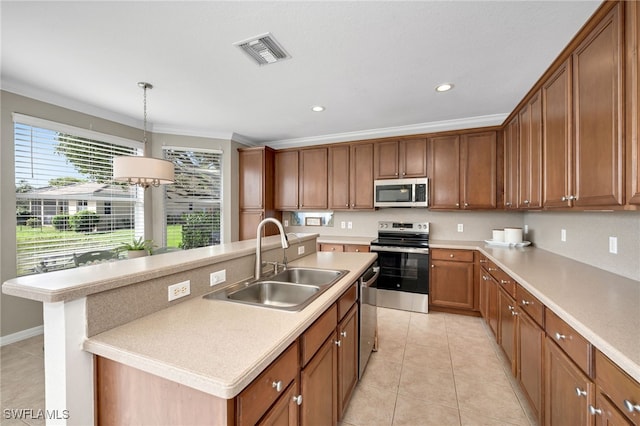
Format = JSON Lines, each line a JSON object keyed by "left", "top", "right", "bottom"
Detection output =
{"left": 492, "top": 229, "right": 505, "bottom": 242}
{"left": 504, "top": 228, "right": 523, "bottom": 244}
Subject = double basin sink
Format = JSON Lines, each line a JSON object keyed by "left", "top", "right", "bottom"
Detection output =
{"left": 204, "top": 267, "right": 348, "bottom": 312}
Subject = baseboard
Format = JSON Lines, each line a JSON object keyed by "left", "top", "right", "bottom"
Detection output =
{"left": 0, "top": 325, "right": 44, "bottom": 346}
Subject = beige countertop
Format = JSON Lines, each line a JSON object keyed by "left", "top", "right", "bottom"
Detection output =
{"left": 430, "top": 239, "right": 640, "bottom": 383}
{"left": 316, "top": 235, "right": 375, "bottom": 245}
{"left": 83, "top": 251, "right": 377, "bottom": 399}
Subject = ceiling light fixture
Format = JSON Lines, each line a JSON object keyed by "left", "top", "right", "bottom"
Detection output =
{"left": 311, "top": 105, "right": 325, "bottom": 112}
{"left": 113, "top": 82, "right": 175, "bottom": 189}
{"left": 435, "top": 83, "right": 454, "bottom": 92}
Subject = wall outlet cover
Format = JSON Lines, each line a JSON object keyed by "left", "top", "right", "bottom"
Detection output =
{"left": 561, "top": 229, "right": 567, "bottom": 242}
{"left": 168, "top": 280, "right": 190, "bottom": 301}
{"left": 609, "top": 237, "right": 618, "bottom": 254}
{"left": 457, "top": 224, "right": 464, "bottom": 232}
{"left": 348, "top": 222, "right": 352, "bottom": 229}
{"left": 298, "top": 245, "right": 305, "bottom": 255}
{"left": 210, "top": 270, "right": 226, "bottom": 286}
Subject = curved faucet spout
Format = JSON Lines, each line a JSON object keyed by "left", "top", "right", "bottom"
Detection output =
{"left": 255, "top": 218, "right": 289, "bottom": 280}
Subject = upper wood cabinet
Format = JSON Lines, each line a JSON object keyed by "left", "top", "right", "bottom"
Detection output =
{"left": 275, "top": 148, "right": 328, "bottom": 210}
{"left": 428, "top": 131, "right": 497, "bottom": 210}
{"left": 572, "top": 3, "right": 624, "bottom": 207}
{"left": 504, "top": 116, "right": 519, "bottom": 209}
{"left": 518, "top": 91, "right": 543, "bottom": 209}
{"left": 374, "top": 138, "right": 427, "bottom": 179}
{"left": 328, "top": 143, "right": 374, "bottom": 210}
{"left": 627, "top": 0, "right": 640, "bottom": 205}
{"left": 543, "top": 59, "right": 573, "bottom": 209}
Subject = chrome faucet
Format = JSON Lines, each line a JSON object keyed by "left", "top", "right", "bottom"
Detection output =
{"left": 255, "top": 218, "right": 290, "bottom": 280}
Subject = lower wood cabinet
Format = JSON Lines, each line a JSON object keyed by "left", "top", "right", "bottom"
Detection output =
{"left": 300, "top": 333, "right": 338, "bottom": 426}
{"left": 517, "top": 305, "right": 544, "bottom": 421}
{"left": 429, "top": 249, "right": 476, "bottom": 312}
{"left": 258, "top": 381, "right": 299, "bottom": 426}
{"left": 319, "top": 243, "right": 370, "bottom": 253}
{"left": 498, "top": 285, "right": 517, "bottom": 375}
{"left": 337, "top": 304, "right": 358, "bottom": 420}
{"left": 479, "top": 263, "right": 499, "bottom": 337}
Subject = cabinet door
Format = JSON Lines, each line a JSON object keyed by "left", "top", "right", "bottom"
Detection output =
{"left": 240, "top": 211, "right": 263, "bottom": 241}
{"left": 461, "top": 131, "right": 497, "bottom": 209}
{"left": 543, "top": 60, "right": 573, "bottom": 208}
{"left": 350, "top": 143, "right": 374, "bottom": 209}
{"left": 300, "top": 335, "right": 337, "bottom": 426}
{"left": 627, "top": 0, "right": 640, "bottom": 205}
{"left": 518, "top": 93, "right": 543, "bottom": 209}
{"left": 275, "top": 151, "right": 299, "bottom": 210}
{"left": 498, "top": 287, "right": 517, "bottom": 375}
{"left": 328, "top": 145, "right": 350, "bottom": 210}
{"left": 258, "top": 381, "right": 299, "bottom": 426}
{"left": 545, "top": 338, "right": 594, "bottom": 426}
{"left": 487, "top": 274, "right": 499, "bottom": 337}
{"left": 517, "top": 310, "right": 544, "bottom": 422}
{"left": 299, "top": 148, "right": 328, "bottom": 210}
{"left": 239, "top": 149, "right": 265, "bottom": 210}
{"left": 400, "top": 138, "right": 428, "bottom": 178}
{"left": 479, "top": 268, "right": 489, "bottom": 319}
{"left": 593, "top": 393, "right": 633, "bottom": 426}
{"left": 319, "top": 244, "right": 344, "bottom": 252}
{"left": 374, "top": 140, "right": 400, "bottom": 179}
{"left": 504, "top": 116, "right": 519, "bottom": 209}
{"left": 337, "top": 305, "right": 358, "bottom": 421}
{"left": 429, "top": 260, "right": 474, "bottom": 310}
{"left": 428, "top": 135, "right": 460, "bottom": 209}
{"left": 573, "top": 4, "right": 624, "bottom": 207}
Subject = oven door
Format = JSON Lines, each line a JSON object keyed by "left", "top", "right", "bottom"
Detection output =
{"left": 370, "top": 246, "right": 429, "bottom": 294}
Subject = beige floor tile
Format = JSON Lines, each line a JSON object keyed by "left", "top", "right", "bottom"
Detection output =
{"left": 398, "top": 363, "right": 458, "bottom": 410}
{"left": 372, "top": 335, "right": 406, "bottom": 364}
{"left": 455, "top": 378, "right": 530, "bottom": 425}
{"left": 459, "top": 410, "right": 529, "bottom": 426}
{"left": 342, "top": 383, "right": 396, "bottom": 426}
{"left": 402, "top": 342, "right": 452, "bottom": 371}
{"left": 359, "top": 354, "right": 402, "bottom": 391}
{"left": 393, "top": 394, "right": 461, "bottom": 426}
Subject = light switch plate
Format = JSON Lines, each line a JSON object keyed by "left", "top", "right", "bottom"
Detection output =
{"left": 609, "top": 237, "right": 618, "bottom": 254}
{"left": 457, "top": 224, "right": 464, "bottom": 233}
{"left": 561, "top": 229, "right": 567, "bottom": 242}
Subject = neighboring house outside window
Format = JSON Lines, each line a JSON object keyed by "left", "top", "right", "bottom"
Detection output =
{"left": 14, "top": 114, "right": 144, "bottom": 275}
{"left": 163, "top": 147, "right": 222, "bottom": 250}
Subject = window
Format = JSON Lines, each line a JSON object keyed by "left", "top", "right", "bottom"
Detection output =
{"left": 163, "top": 147, "right": 222, "bottom": 249}
{"left": 14, "top": 114, "right": 144, "bottom": 275}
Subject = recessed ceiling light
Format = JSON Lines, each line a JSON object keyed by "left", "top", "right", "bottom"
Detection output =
{"left": 435, "top": 83, "right": 454, "bottom": 92}
{"left": 311, "top": 105, "right": 325, "bottom": 112}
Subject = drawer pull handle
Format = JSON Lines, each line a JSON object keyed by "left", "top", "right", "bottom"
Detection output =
{"left": 623, "top": 400, "right": 640, "bottom": 413}
{"left": 272, "top": 380, "right": 283, "bottom": 392}
{"left": 293, "top": 394, "right": 303, "bottom": 405}
{"left": 575, "top": 387, "right": 587, "bottom": 397}
{"left": 589, "top": 406, "right": 602, "bottom": 416}
{"left": 521, "top": 300, "right": 532, "bottom": 306}
{"left": 554, "top": 332, "right": 566, "bottom": 341}
{"left": 335, "top": 340, "right": 341, "bottom": 347}
{"left": 340, "top": 331, "right": 347, "bottom": 338}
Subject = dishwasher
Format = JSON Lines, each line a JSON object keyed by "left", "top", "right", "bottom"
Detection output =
{"left": 359, "top": 263, "right": 379, "bottom": 379}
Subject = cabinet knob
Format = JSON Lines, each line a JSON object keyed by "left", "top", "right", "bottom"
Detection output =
{"left": 456, "top": 203, "right": 460, "bottom": 207}
{"left": 464, "top": 202, "right": 469, "bottom": 207}
{"left": 402, "top": 172, "right": 406, "bottom": 176}
{"left": 521, "top": 300, "right": 532, "bottom": 306}
{"left": 623, "top": 400, "right": 640, "bottom": 413}
{"left": 272, "top": 380, "right": 283, "bottom": 392}
{"left": 331, "top": 247, "right": 336, "bottom": 251}
{"left": 575, "top": 387, "right": 587, "bottom": 397}
{"left": 554, "top": 332, "right": 566, "bottom": 341}
{"left": 505, "top": 202, "right": 512, "bottom": 207}
{"left": 340, "top": 331, "right": 347, "bottom": 338}
{"left": 508, "top": 305, "right": 515, "bottom": 311}
{"left": 479, "top": 259, "right": 487, "bottom": 264}
{"left": 431, "top": 264, "right": 435, "bottom": 268}
{"left": 482, "top": 275, "right": 489, "bottom": 281}
{"left": 500, "top": 279, "right": 510, "bottom": 285}
{"left": 395, "top": 173, "right": 399, "bottom": 176}
{"left": 292, "top": 395, "right": 303, "bottom": 406}
{"left": 523, "top": 200, "right": 530, "bottom": 204}
{"left": 355, "top": 249, "right": 360, "bottom": 252}
{"left": 346, "top": 204, "right": 349, "bottom": 207}
{"left": 449, "top": 254, "right": 454, "bottom": 258}
{"left": 589, "top": 406, "right": 602, "bottom": 416}
{"left": 334, "top": 339, "right": 341, "bottom": 347}
{"left": 511, "top": 311, "right": 518, "bottom": 316}
{"left": 351, "top": 204, "right": 355, "bottom": 207}
{"left": 561, "top": 196, "right": 568, "bottom": 202}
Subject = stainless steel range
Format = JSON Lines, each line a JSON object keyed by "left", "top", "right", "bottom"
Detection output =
{"left": 370, "top": 221, "right": 429, "bottom": 313}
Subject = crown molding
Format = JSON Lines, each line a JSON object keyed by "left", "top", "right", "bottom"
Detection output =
{"left": 264, "top": 113, "right": 509, "bottom": 149}
{"left": 152, "top": 124, "right": 236, "bottom": 141}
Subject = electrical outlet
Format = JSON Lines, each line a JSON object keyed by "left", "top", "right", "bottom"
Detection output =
{"left": 524, "top": 225, "right": 529, "bottom": 234}
{"left": 457, "top": 224, "right": 464, "bottom": 233}
{"left": 210, "top": 270, "right": 226, "bottom": 286}
{"left": 348, "top": 222, "right": 352, "bottom": 229}
{"left": 284, "top": 219, "right": 289, "bottom": 227}
{"left": 609, "top": 237, "right": 618, "bottom": 254}
{"left": 561, "top": 229, "right": 567, "bottom": 242}
{"left": 341, "top": 221, "right": 346, "bottom": 229}
{"left": 298, "top": 245, "right": 305, "bottom": 255}
{"left": 168, "top": 280, "right": 190, "bottom": 301}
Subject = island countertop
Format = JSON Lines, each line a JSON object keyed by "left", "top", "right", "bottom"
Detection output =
{"left": 83, "top": 251, "right": 377, "bottom": 399}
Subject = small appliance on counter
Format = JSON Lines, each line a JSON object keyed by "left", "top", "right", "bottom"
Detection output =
{"left": 370, "top": 221, "right": 429, "bottom": 313}
{"left": 485, "top": 227, "right": 531, "bottom": 247}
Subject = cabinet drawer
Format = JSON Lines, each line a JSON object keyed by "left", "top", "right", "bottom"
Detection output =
{"left": 431, "top": 249, "right": 474, "bottom": 262}
{"left": 301, "top": 304, "right": 337, "bottom": 366}
{"left": 596, "top": 350, "right": 640, "bottom": 425}
{"left": 516, "top": 285, "right": 544, "bottom": 327}
{"left": 344, "top": 244, "right": 369, "bottom": 253}
{"left": 320, "top": 244, "right": 344, "bottom": 252}
{"left": 236, "top": 341, "right": 299, "bottom": 426}
{"left": 545, "top": 309, "right": 592, "bottom": 376}
{"left": 489, "top": 267, "right": 516, "bottom": 298}
{"left": 337, "top": 283, "right": 357, "bottom": 321}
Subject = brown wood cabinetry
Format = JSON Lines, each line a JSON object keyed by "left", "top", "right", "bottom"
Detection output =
{"left": 300, "top": 332, "right": 337, "bottom": 426}
{"left": 479, "top": 257, "right": 499, "bottom": 337}
{"left": 517, "top": 301, "right": 544, "bottom": 422}
{"left": 319, "top": 243, "right": 370, "bottom": 253}
{"left": 337, "top": 304, "right": 358, "bottom": 420}
{"left": 239, "top": 147, "right": 281, "bottom": 241}
{"left": 429, "top": 249, "right": 476, "bottom": 312}
{"left": 572, "top": 3, "right": 624, "bottom": 207}
{"left": 628, "top": 0, "right": 640, "bottom": 206}
{"left": 275, "top": 150, "right": 300, "bottom": 210}
{"left": 498, "top": 285, "right": 517, "bottom": 375}
{"left": 518, "top": 91, "right": 543, "bottom": 209}
{"left": 595, "top": 350, "right": 640, "bottom": 425}
{"left": 328, "top": 143, "right": 374, "bottom": 210}
{"left": 299, "top": 148, "right": 328, "bottom": 210}
{"left": 258, "top": 381, "right": 299, "bottom": 426}
{"left": 374, "top": 138, "right": 427, "bottom": 179}
{"left": 504, "top": 116, "right": 519, "bottom": 209}
{"left": 428, "top": 131, "right": 497, "bottom": 210}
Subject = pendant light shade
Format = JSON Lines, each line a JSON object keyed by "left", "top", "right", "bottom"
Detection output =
{"left": 113, "top": 82, "right": 175, "bottom": 189}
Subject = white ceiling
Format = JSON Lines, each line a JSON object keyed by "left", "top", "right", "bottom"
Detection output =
{"left": 1, "top": 1, "right": 602, "bottom": 147}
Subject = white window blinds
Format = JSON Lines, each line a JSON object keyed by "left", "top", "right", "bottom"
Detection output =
{"left": 163, "top": 147, "right": 222, "bottom": 249}
{"left": 13, "top": 114, "right": 144, "bottom": 275}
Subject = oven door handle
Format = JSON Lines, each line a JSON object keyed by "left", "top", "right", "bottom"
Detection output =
{"left": 370, "top": 246, "right": 429, "bottom": 254}
{"left": 361, "top": 266, "right": 380, "bottom": 288}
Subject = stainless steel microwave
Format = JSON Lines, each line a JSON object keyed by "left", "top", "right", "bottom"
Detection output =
{"left": 374, "top": 178, "right": 429, "bottom": 208}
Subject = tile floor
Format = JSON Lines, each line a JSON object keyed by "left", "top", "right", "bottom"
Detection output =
{"left": 342, "top": 308, "right": 536, "bottom": 426}
{"left": 0, "top": 309, "right": 535, "bottom": 426}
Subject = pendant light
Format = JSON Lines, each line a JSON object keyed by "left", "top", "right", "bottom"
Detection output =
{"left": 113, "top": 82, "right": 175, "bottom": 189}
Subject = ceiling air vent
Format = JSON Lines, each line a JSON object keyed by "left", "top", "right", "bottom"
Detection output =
{"left": 233, "top": 33, "right": 291, "bottom": 66}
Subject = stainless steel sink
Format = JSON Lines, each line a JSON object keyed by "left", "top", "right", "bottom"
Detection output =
{"left": 203, "top": 267, "right": 348, "bottom": 311}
